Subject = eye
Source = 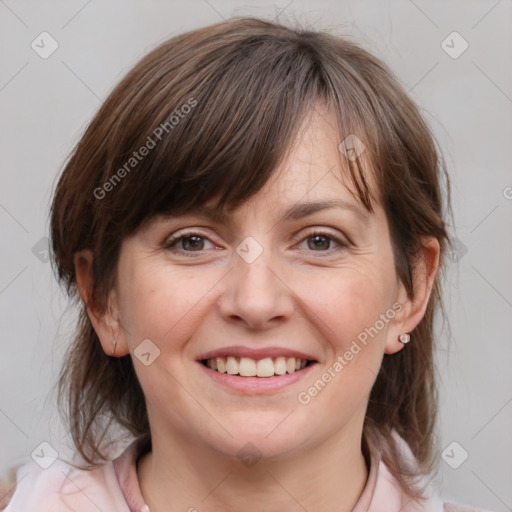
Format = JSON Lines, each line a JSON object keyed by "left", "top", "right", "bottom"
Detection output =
{"left": 164, "top": 231, "right": 215, "bottom": 256}
{"left": 297, "top": 230, "right": 348, "bottom": 254}
{"left": 164, "top": 229, "right": 348, "bottom": 257}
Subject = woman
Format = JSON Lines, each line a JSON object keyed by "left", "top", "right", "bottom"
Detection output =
{"left": 2, "top": 16, "right": 493, "bottom": 512}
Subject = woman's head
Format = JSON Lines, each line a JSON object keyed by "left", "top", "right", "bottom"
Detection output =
{"left": 51, "top": 16, "right": 450, "bottom": 498}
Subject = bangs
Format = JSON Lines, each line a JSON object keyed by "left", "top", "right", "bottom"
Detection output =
{"left": 93, "top": 20, "right": 377, "bottom": 236}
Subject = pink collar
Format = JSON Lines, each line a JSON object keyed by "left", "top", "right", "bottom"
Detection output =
{"left": 113, "top": 434, "right": 151, "bottom": 512}
{"left": 112, "top": 431, "right": 442, "bottom": 512}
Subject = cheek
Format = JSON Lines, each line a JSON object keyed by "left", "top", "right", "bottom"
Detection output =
{"left": 116, "top": 264, "right": 216, "bottom": 411}
{"left": 296, "top": 258, "right": 398, "bottom": 409}
{"left": 301, "top": 261, "right": 395, "bottom": 348}
{"left": 117, "top": 261, "right": 217, "bottom": 349}
{"left": 295, "top": 278, "right": 387, "bottom": 414}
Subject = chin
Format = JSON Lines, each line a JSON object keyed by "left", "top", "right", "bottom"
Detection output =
{"left": 206, "top": 413, "right": 315, "bottom": 461}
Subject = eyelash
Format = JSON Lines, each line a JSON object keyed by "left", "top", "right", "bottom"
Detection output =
{"left": 163, "top": 229, "right": 348, "bottom": 258}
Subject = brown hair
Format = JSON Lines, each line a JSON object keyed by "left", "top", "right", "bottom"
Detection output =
{"left": 50, "top": 16, "right": 451, "bottom": 499}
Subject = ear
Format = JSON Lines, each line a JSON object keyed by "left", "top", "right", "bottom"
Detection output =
{"left": 74, "top": 249, "right": 129, "bottom": 357}
{"left": 385, "top": 237, "right": 440, "bottom": 355}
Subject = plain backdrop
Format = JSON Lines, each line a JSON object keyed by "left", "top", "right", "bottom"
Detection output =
{"left": 1, "top": 1, "right": 511, "bottom": 510}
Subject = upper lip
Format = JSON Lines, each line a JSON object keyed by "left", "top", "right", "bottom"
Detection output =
{"left": 197, "top": 346, "right": 317, "bottom": 361}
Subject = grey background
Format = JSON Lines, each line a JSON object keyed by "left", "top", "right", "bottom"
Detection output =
{"left": 1, "top": 0, "right": 511, "bottom": 510}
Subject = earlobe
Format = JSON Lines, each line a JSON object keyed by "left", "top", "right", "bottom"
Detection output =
{"left": 73, "top": 250, "right": 129, "bottom": 357}
{"left": 384, "top": 237, "right": 440, "bottom": 355}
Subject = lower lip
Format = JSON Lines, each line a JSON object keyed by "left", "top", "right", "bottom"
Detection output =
{"left": 198, "top": 361, "right": 317, "bottom": 395}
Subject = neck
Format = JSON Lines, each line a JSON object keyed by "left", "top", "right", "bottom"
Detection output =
{"left": 138, "top": 424, "right": 369, "bottom": 512}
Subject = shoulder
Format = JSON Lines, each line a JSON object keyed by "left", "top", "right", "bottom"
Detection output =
{"left": 368, "top": 430, "right": 498, "bottom": 512}
{"left": 0, "top": 466, "right": 17, "bottom": 510}
{"left": 1, "top": 456, "right": 130, "bottom": 511}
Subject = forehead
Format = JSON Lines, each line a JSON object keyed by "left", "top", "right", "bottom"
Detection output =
{"left": 143, "top": 104, "right": 381, "bottom": 233}
{"left": 263, "top": 105, "right": 378, "bottom": 202}
{"left": 190, "top": 110, "right": 378, "bottom": 226}
{"left": 240, "top": 108, "right": 376, "bottom": 209}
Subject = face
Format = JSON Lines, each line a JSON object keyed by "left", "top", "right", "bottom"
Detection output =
{"left": 101, "top": 108, "right": 420, "bottom": 461}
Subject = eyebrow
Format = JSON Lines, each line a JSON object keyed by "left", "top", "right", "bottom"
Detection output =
{"left": 279, "top": 199, "right": 371, "bottom": 225}
{"left": 184, "top": 199, "right": 371, "bottom": 226}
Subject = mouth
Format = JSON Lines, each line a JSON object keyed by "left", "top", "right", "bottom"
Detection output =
{"left": 200, "top": 356, "right": 316, "bottom": 378}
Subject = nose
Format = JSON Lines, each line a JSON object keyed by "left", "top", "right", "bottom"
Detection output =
{"left": 218, "top": 245, "right": 294, "bottom": 331}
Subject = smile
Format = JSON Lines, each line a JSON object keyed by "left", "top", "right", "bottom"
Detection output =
{"left": 196, "top": 346, "right": 318, "bottom": 393}
{"left": 201, "top": 356, "right": 313, "bottom": 377}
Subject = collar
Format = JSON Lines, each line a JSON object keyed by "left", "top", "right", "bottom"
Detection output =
{"left": 112, "top": 430, "right": 443, "bottom": 512}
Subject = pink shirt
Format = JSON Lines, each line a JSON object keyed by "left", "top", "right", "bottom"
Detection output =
{"left": 1, "top": 432, "right": 492, "bottom": 511}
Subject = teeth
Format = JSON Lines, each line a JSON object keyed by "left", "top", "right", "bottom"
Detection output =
{"left": 216, "top": 357, "right": 226, "bottom": 373}
{"left": 204, "top": 356, "right": 310, "bottom": 377}
{"left": 239, "top": 357, "right": 257, "bottom": 377}
{"left": 256, "top": 358, "right": 274, "bottom": 377}
{"left": 274, "top": 357, "right": 287, "bottom": 375}
{"left": 226, "top": 356, "right": 238, "bottom": 375}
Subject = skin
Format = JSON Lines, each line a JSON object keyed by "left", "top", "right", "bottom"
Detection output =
{"left": 75, "top": 106, "right": 440, "bottom": 512}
